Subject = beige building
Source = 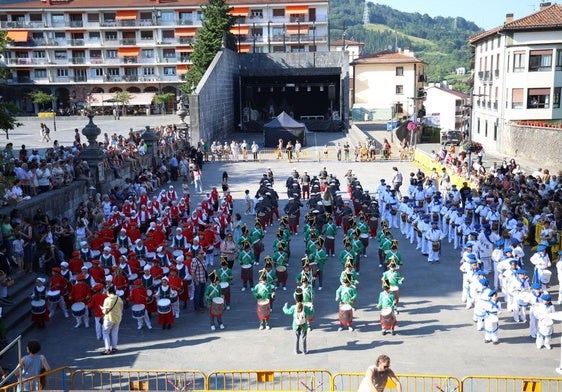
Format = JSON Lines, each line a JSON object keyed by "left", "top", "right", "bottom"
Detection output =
{"left": 0, "top": 0, "right": 329, "bottom": 114}
{"left": 350, "top": 49, "right": 426, "bottom": 120}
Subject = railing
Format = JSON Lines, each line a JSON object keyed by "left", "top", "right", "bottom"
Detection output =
{"left": 121, "top": 38, "right": 137, "bottom": 45}
{"left": 207, "top": 369, "right": 332, "bottom": 391}
{"left": 332, "top": 373, "right": 461, "bottom": 392}
{"left": 462, "top": 375, "right": 562, "bottom": 392}
{"left": 70, "top": 57, "right": 86, "bottom": 64}
{"left": 69, "top": 20, "right": 84, "bottom": 27}
{"left": 0, "top": 367, "right": 73, "bottom": 392}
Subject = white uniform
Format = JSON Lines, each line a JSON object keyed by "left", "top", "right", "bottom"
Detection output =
{"left": 483, "top": 294, "right": 502, "bottom": 344}
{"left": 535, "top": 301, "right": 555, "bottom": 349}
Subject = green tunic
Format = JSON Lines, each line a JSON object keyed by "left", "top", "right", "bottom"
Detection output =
{"left": 339, "top": 269, "right": 359, "bottom": 285}
{"left": 238, "top": 249, "right": 254, "bottom": 267}
{"left": 377, "top": 290, "right": 396, "bottom": 309}
{"left": 382, "top": 270, "right": 403, "bottom": 287}
{"left": 322, "top": 222, "right": 337, "bottom": 238}
{"left": 283, "top": 303, "right": 314, "bottom": 331}
{"left": 335, "top": 284, "right": 357, "bottom": 305}
{"left": 218, "top": 267, "right": 233, "bottom": 283}
{"left": 252, "top": 282, "right": 275, "bottom": 300}
{"left": 339, "top": 249, "right": 356, "bottom": 266}
{"left": 204, "top": 283, "right": 222, "bottom": 306}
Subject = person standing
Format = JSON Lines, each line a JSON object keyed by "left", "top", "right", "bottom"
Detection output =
{"left": 391, "top": 167, "right": 403, "bottom": 198}
{"left": 192, "top": 250, "right": 208, "bottom": 313}
{"left": 251, "top": 141, "right": 259, "bottom": 161}
{"left": 357, "top": 354, "right": 402, "bottom": 392}
{"left": 283, "top": 301, "right": 314, "bottom": 355}
{"left": 17, "top": 340, "right": 50, "bottom": 392}
{"left": 100, "top": 285, "right": 123, "bottom": 355}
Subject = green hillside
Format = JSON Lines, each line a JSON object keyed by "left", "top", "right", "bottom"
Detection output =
{"left": 329, "top": 2, "right": 484, "bottom": 87}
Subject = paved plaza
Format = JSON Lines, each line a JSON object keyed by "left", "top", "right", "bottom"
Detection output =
{"left": 2, "top": 116, "right": 560, "bottom": 379}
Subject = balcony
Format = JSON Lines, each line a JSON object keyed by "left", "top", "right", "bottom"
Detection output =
{"left": 70, "top": 57, "right": 86, "bottom": 64}
{"left": 177, "top": 19, "right": 194, "bottom": 25}
{"left": 90, "top": 58, "right": 104, "bottom": 64}
{"left": 69, "top": 20, "right": 84, "bottom": 28}
{"left": 122, "top": 75, "right": 139, "bottom": 82}
{"left": 53, "top": 76, "right": 71, "bottom": 83}
{"left": 484, "top": 70, "right": 490, "bottom": 81}
{"left": 160, "top": 74, "right": 179, "bottom": 81}
{"left": 9, "top": 58, "right": 47, "bottom": 65}
{"left": 162, "top": 56, "right": 178, "bottom": 62}
{"left": 16, "top": 77, "right": 33, "bottom": 83}
{"left": 73, "top": 75, "right": 87, "bottom": 82}
{"left": 69, "top": 39, "right": 85, "bottom": 46}
{"left": 123, "top": 57, "right": 138, "bottom": 64}
{"left": 178, "top": 37, "right": 194, "bottom": 45}
{"left": 120, "top": 39, "right": 137, "bottom": 46}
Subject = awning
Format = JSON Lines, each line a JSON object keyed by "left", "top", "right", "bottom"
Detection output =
{"left": 229, "top": 7, "right": 249, "bottom": 16}
{"left": 116, "top": 10, "right": 138, "bottom": 20}
{"left": 528, "top": 88, "right": 550, "bottom": 95}
{"left": 117, "top": 47, "right": 140, "bottom": 57}
{"left": 238, "top": 44, "right": 251, "bottom": 53}
{"left": 176, "top": 47, "right": 194, "bottom": 53}
{"left": 6, "top": 30, "right": 29, "bottom": 43}
{"left": 175, "top": 27, "right": 197, "bottom": 37}
{"left": 176, "top": 64, "right": 192, "bottom": 74}
{"left": 230, "top": 26, "right": 250, "bottom": 35}
{"left": 286, "top": 5, "right": 309, "bottom": 14}
{"left": 86, "top": 93, "right": 154, "bottom": 107}
{"left": 128, "top": 93, "right": 155, "bottom": 106}
{"left": 286, "top": 25, "right": 308, "bottom": 34}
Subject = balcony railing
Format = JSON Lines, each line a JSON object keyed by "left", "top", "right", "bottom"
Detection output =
{"left": 177, "top": 19, "right": 194, "bottom": 25}
{"left": 9, "top": 58, "right": 48, "bottom": 65}
{"left": 122, "top": 75, "right": 139, "bottom": 82}
{"left": 69, "top": 39, "right": 85, "bottom": 46}
{"left": 69, "top": 20, "right": 84, "bottom": 28}
{"left": 73, "top": 75, "right": 87, "bottom": 82}
{"left": 120, "top": 39, "right": 137, "bottom": 46}
{"left": 70, "top": 57, "right": 86, "bottom": 64}
{"left": 1, "top": 21, "right": 44, "bottom": 28}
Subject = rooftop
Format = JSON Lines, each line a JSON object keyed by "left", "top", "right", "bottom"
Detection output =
{"left": 351, "top": 49, "right": 426, "bottom": 65}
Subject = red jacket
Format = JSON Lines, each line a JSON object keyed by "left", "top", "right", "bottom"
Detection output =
{"left": 88, "top": 292, "right": 107, "bottom": 317}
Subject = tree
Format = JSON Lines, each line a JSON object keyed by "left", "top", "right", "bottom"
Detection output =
{"left": 153, "top": 92, "right": 176, "bottom": 114}
{"left": 0, "top": 31, "right": 22, "bottom": 139}
{"left": 181, "top": 0, "right": 235, "bottom": 95}
{"left": 29, "top": 90, "right": 54, "bottom": 111}
{"left": 113, "top": 90, "right": 131, "bottom": 116}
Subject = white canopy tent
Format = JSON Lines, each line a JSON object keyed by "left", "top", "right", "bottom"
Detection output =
{"left": 86, "top": 93, "right": 155, "bottom": 107}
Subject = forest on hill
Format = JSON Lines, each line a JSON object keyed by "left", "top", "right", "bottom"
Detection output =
{"left": 329, "top": 2, "right": 484, "bottom": 89}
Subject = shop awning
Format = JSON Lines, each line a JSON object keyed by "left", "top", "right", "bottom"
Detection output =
{"left": 128, "top": 93, "right": 155, "bottom": 106}
{"left": 116, "top": 10, "right": 138, "bottom": 20}
{"left": 238, "top": 44, "right": 251, "bottom": 53}
{"left": 176, "top": 47, "right": 194, "bottom": 53}
{"left": 117, "top": 47, "right": 140, "bottom": 57}
{"left": 286, "top": 25, "right": 308, "bottom": 34}
{"left": 229, "top": 7, "right": 249, "bottom": 16}
{"left": 176, "top": 64, "right": 192, "bottom": 74}
{"left": 230, "top": 26, "right": 250, "bottom": 35}
{"left": 286, "top": 5, "right": 309, "bottom": 14}
{"left": 175, "top": 27, "right": 197, "bottom": 37}
{"left": 6, "top": 30, "right": 29, "bottom": 43}
{"left": 86, "top": 93, "right": 154, "bottom": 107}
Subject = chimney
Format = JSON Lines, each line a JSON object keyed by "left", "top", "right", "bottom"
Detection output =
{"left": 505, "top": 13, "right": 514, "bottom": 23}
{"left": 540, "top": 2, "right": 552, "bottom": 10}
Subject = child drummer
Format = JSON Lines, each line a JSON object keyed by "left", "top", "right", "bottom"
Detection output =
{"left": 335, "top": 275, "right": 358, "bottom": 331}
{"left": 218, "top": 257, "right": 233, "bottom": 310}
{"left": 252, "top": 270, "right": 275, "bottom": 330}
{"left": 205, "top": 271, "right": 225, "bottom": 331}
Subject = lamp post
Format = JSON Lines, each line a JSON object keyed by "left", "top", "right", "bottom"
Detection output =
{"left": 52, "top": 108, "right": 57, "bottom": 132}
{"left": 267, "top": 21, "right": 271, "bottom": 53}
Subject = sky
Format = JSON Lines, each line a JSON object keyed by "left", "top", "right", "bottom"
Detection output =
{"left": 371, "top": 0, "right": 558, "bottom": 29}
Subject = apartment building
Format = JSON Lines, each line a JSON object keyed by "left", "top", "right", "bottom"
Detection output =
{"left": 468, "top": 2, "right": 562, "bottom": 151}
{"left": 0, "top": 0, "right": 329, "bottom": 114}
{"left": 351, "top": 48, "right": 426, "bottom": 121}
{"left": 424, "top": 86, "right": 469, "bottom": 133}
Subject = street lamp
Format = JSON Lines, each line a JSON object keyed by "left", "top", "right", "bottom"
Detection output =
{"left": 52, "top": 108, "right": 57, "bottom": 132}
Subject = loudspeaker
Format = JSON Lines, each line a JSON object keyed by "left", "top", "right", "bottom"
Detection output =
{"left": 328, "top": 85, "right": 336, "bottom": 100}
{"left": 246, "top": 86, "right": 252, "bottom": 99}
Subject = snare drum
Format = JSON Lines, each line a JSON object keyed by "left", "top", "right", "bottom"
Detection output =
{"left": 157, "top": 298, "right": 171, "bottom": 314}
{"left": 210, "top": 297, "right": 225, "bottom": 317}
{"left": 338, "top": 304, "right": 353, "bottom": 326}
{"left": 389, "top": 286, "right": 400, "bottom": 303}
{"left": 256, "top": 299, "right": 271, "bottom": 320}
{"left": 220, "top": 282, "right": 230, "bottom": 299}
{"left": 128, "top": 273, "right": 138, "bottom": 285}
{"left": 540, "top": 270, "right": 552, "bottom": 284}
{"left": 538, "top": 317, "right": 554, "bottom": 336}
{"left": 132, "top": 304, "right": 146, "bottom": 319}
{"left": 241, "top": 264, "right": 253, "bottom": 281}
{"left": 71, "top": 302, "right": 86, "bottom": 317}
{"left": 276, "top": 266, "right": 287, "bottom": 284}
{"left": 116, "top": 290, "right": 125, "bottom": 300}
{"left": 47, "top": 290, "right": 61, "bottom": 304}
{"left": 145, "top": 252, "right": 156, "bottom": 260}
{"left": 432, "top": 241, "right": 440, "bottom": 252}
{"left": 146, "top": 289, "right": 154, "bottom": 305}
{"left": 31, "top": 300, "right": 46, "bottom": 315}
{"left": 484, "top": 314, "right": 499, "bottom": 332}
{"left": 172, "top": 250, "right": 184, "bottom": 258}
{"left": 91, "top": 249, "right": 101, "bottom": 258}
{"left": 83, "top": 261, "right": 92, "bottom": 270}
{"left": 380, "top": 307, "right": 396, "bottom": 330}
{"left": 119, "top": 247, "right": 128, "bottom": 255}
{"left": 162, "top": 267, "right": 170, "bottom": 276}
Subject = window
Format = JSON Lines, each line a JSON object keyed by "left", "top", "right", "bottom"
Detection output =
{"left": 91, "top": 68, "right": 103, "bottom": 77}
{"left": 34, "top": 69, "right": 47, "bottom": 78}
{"left": 30, "top": 14, "right": 42, "bottom": 22}
{"left": 89, "top": 32, "right": 100, "bottom": 41}
{"left": 272, "top": 45, "right": 284, "bottom": 53}
{"left": 163, "top": 49, "right": 175, "bottom": 58}
{"left": 52, "top": 14, "right": 64, "bottom": 24}
{"left": 90, "top": 50, "right": 102, "bottom": 58}
{"left": 252, "top": 27, "right": 263, "bottom": 36}
{"left": 511, "top": 88, "right": 523, "bottom": 109}
{"left": 396, "top": 66, "right": 404, "bottom": 76}
{"left": 106, "top": 50, "right": 117, "bottom": 58}
{"left": 56, "top": 68, "right": 68, "bottom": 77}
{"left": 162, "top": 30, "right": 175, "bottom": 39}
{"left": 161, "top": 12, "right": 174, "bottom": 21}
{"left": 33, "top": 51, "right": 45, "bottom": 58}
{"left": 394, "top": 102, "right": 403, "bottom": 114}
{"left": 527, "top": 88, "right": 550, "bottom": 108}
{"left": 142, "top": 49, "right": 154, "bottom": 58}
{"left": 529, "top": 50, "right": 552, "bottom": 72}
{"left": 103, "top": 13, "right": 116, "bottom": 22}
{"left": 163, "top": 67, "right": 176, "bottom": 75}
{"left": 251, "top": 9, "right": 263, "bottom": 18}
{"left": 477, "top": 118, "right": 480, "bottom": 134}
{"left": 395, "top": 85, "right": 403, "bottom": 95}
{"left": 556, "top": 50, "right": 562, "bottom": 71}
{"left": 143, "top": 67, "right": 155, "bottom": 75}
{"left": 553, "top": 87, "right": 561, "bottom": 108}
{"left": 106, "top": 68, "right": 119, "bottom": 76}
{"left": 54, "top": 50, "right": 67, "bottom": 60}
{"left": 484, "top": 120, "right": 488, "bottom": 137}
{"left": 513, "top": 52, "right": 525, "bottom": 72}
{"left": 140, "top": 31, "right": 153, "bottom": 40}
{"left": 105, "top": 31, "right": 118, "bottom": 41}
{"left": 54, "top": 32, "right": 66, "bottom": 40}
{"left": 87, "top": 13, "right": 99, "bottom": 22}
{"left": 273, "top": 9, "right": 285, "bottom": 17}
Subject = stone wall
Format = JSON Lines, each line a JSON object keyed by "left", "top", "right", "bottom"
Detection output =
{"left": 189, "top": 49, "right": 241, "bottom": 144}
{"left": 502, "top": 124, "right": 562, "bottom": 168}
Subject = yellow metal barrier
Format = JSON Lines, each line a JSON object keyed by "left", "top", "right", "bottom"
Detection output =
{"left": 71, "top": 369, "right": 207, "bottom": 391}
{"left": 462, "top": 375, "right": 562, "bottom": 392}
{"left": 413, "top": 149, "right": 474, "bottom": 189}
{"left": 207, "top": 369, "right": 333, "bottom": 391}
{"left": 0, "top": 366, "right": 73, "bottom": 392}
{"left": 332, "top": 372, "right": 461, "bottom": 392}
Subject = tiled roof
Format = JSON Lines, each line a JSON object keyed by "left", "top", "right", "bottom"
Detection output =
{"left": 0, "top": 0, "right": 325, "bottom": 9}
{"left": 468, "top": 4, "right": 562, "bottom": 44}
{"left": 429, "top": 86, "right": 468, "bottom": 99}
{"left": 330, "top": 38, "right": 364, "bottom": 47}
{"left": 351, "top": 49, "right": 425, "bottom": 65}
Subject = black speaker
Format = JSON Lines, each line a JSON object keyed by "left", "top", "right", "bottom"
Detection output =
{"left": 246, "top": 86, "right": 253, "bottom": 99}
{"left": 328, "top": 85, "right": 336, "bottom": 100}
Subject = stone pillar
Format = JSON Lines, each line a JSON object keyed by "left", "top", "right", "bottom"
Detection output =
{"left": 142, "top": 125, "right": 158, "bottom": 167}
{"left": 80, "top": 114, "right": 105, "bottom": 193}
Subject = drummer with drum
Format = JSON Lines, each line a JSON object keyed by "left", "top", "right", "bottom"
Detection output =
{"left": 48, "top": 267, "right": 69, "bottom": 318}
{"left": 155, "top": 276, "right": 175, "bottom": 329}
{"left": 87, "top": 283, "right": 107, "bottom": 340}
{"left": 377, "top": 278, "right": 397, "bottom": 335}
{"left": 128, "top": 278, "right": 153, "bottom": 330}
{"left": 535, "top": 293, "right": 555, "bottom": 350}
{"left": 425, "top": 220, "right": 444, "bottom": 263}
{"left": 238, "top": 240, "right": 255, "bottom": 291}
{"left": 340, "top": 258, "right": 359, "bottom": 286}
{"left": 508, "top": 269, "right": 531, "bottom": 323}
{"left": 252, "top": 270, "right": 275, "bottom": 330}
{"left": 205, "top": 271, "right": 225, "bottom": 331}
{"left": 381, "top": 262, "right": 403, "bottom": 305}
{"left": 69, "top": 274, "right": 91, "bottom": 328}
{"left": 483, "top": 289, "right": 501, "bottom": 344}
{"left": 530, "top": 244, "right": 552, "bottom": 289}
{"left": 30, "top": 277, "right": 49, "bottom": 328}
{"left": 335, "top": 276, "right": 357, "bottom": 331}
{"left": 218, "top": 258, "right": 233, "bottom": 310}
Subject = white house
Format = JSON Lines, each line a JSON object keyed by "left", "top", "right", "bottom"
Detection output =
{"left": 424, "top": 86, "right": 469, "bottom": 132}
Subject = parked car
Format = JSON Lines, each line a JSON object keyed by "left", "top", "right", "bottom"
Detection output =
{"left": 440, "top": 129, "right": 463, "bottom": 146}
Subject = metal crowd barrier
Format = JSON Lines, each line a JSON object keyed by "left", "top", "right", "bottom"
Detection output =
{"left": 462, "top": 375, "right": 562, "bottom": 392}
{"left": 332, "top": 372, "right": 461, "bottom": 392}
{"left": 70, "top": 369, "right": 207, "bottom": 391}
{"left": 0, "top": 366, "right": 73, "bottom": 392}
{"left": 206, "top": 369, "right": 333, "bottom": 391}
